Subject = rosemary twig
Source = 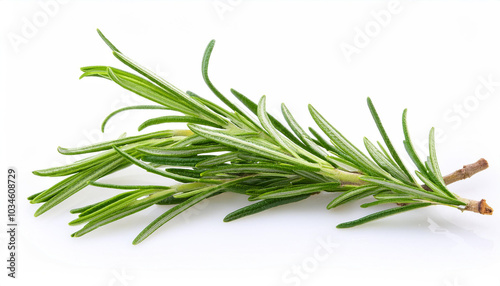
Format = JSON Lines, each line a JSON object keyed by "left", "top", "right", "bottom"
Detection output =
{"left": 29, "top": 29, "right": 493, "bottom": 244}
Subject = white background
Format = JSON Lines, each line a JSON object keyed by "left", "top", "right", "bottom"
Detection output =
{"left": 1, "top": 1, "right": 500, "bottom": 286}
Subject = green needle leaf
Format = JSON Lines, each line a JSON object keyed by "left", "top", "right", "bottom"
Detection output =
{"left": 35, "top": 137, "right": 176, "bottom": 178}
{"left": 258, "top": 182, "right": 340, "bottom": 199}
{"left": 97, "top": 30, "right": 226, "bottom": 124}
{"left": 90, "top": 181, "right": 171, "bottom": 190}
{"left": 156, "top": 195, "right": 189, "bottom": 205}
{"left": 309, "top": 104, "right": 385, "bottom": 177}
{"left": 71, "top": 190, "right": 141, "bottom": 223}
{"left": 57, "top": 130, "right": 174, "bottom": 155}
{"left": 133, "top": 178, "right": 248, "bottom": 244}
{"left": 308, "top": 127, "right": 345, "bottom": 158}
{"left": 84, "top": 66, "right": 194, "bottom": 114}
{"left": 70, "top": 202, "right": 100, "bottom": 214}
{"left": 402, "top": 109, "right": 428, "bottom": 176}
{"left": 363, "top": 137, "right": 407, "bottom": 182}
{"left": 224, "top": 194, "right": 311, "bottom": 222}
{"left": 361, "top": 176, "right": 465, "bottom": 206}
{"left": 138, "top": 115, "right": 222, "bottom": 131}
{"left": 188, "top": 124, "right": 320, "bottom": 172}
{"left": 201, "top": 40, "right": 259, "bottom": 130}
{"left": 138, "top": 145, "right": 230, "bottom": 157}
{"left": 336, "top": 203, "right": 432, "bottom": 228}
{"left": 188, "top": 91, "right": 257, "bottom": 131}
{"left": 366, "top": 98, "right": 415, "bottom": 183}
{"left": 142, "top": 155, "right": 215, "bottom": 167}
{"left": 101, "top": 105, "right": 169, "bottom": 132}
{"left": 110, "top": 51, "right": 229, "bottom": 127}
{"left": 34, "top": 159, "right": 127, "bottom": 216}
{"left": 133, "top": 190, "right": 219, "bottom": 244}
{"left": 201, "top": 163, "right": 307, "bottom": 176}
{"left": 196, "top": 152, "right": 239, "bottom": 167}
{"left": 258, "top": 96, "right": 301, "bottom": 159}
{"left": 327, "top": 185, "right": 381, "bottom": 209}
{"left": 31, "top": 171, "right": 89, "bottom": 202}
{"left": 96, "top": 29, "right": 120, "bottom": 53}
{"left": 426, "top": 127, "right": 455, "bottom": 198}
{"left": 112, "top": 146, "right": 221, "bottom": 184}
{"left": 414, "top": 171, "right": 452, "bottom": 198}
{"left": 360, "top": 198, "right": 420, "bottom": 208}
{"left": 281, "top": 103, "right": 332, "bottom": 163}
{"left": 231, "top": 88, "right": 306, "bottom": 148}
{"left": 72, "top": 189, "right": 175, "bottom": 237}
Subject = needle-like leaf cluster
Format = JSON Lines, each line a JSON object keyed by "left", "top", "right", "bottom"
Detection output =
{"left": 30, "top": 30, "right": 469, "bottom": 244}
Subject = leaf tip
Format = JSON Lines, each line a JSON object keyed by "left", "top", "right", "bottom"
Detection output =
{"left": 71, "top": 231, "right": 83, "bottom": 238}
{"left": 57, "top": 146, "right": 68, "bottom": 154}
{"left": 132, "top": 236, "right": 143, "bottom": 245}
{"left": 307, "top": 104, "right": 315, "bottom": 113}
{"left": 97, "top": 29, "right": 121, "bottom": 53}
{"left": 335, "top": 223, "right": 350, "bottom": 229}
{"left": 68, "top": 220, "right": 79, "bottom": 226}
{"left": 137, "top": 123, "right": 146, "bottom": 132}
{"left": 33, "top": 208, "right": 45, "bottom": 217}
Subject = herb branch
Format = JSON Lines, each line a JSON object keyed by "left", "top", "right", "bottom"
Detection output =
{"left": 30, "top": 30, "right": 493, "bottom": 244}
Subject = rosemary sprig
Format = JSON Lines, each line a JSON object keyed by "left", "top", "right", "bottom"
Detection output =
{"left": 30, "top": 30, "right": 493, "bottom": 244}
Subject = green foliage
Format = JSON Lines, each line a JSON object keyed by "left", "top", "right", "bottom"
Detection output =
{"left": 30, "top": 30, "right": 472, "bottom": 244}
